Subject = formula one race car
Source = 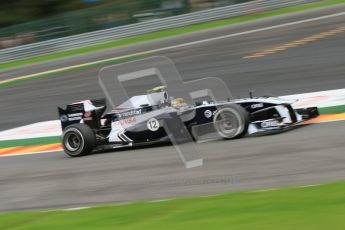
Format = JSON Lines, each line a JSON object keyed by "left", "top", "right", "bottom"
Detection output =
{"left": 58, "top": 87, "right": 319, "bottom": 157}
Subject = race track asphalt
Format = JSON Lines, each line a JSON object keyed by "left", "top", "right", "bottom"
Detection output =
{"left": 0, "top": 4, "right": 345, "bottom": 211}
{"left": 1, "top": 121, "right": 345, "bottom": 211}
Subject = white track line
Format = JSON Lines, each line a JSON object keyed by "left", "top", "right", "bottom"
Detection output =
{"left": 40, "top": 183, "right": 327, "bottom": 212}
{"left": 249, "top": 183, "right": 324, "bottom": 193}
{"left": 248, "top": 188, "right": 281, "bottom": 193}
{"left": 2, "top": 11, "right": 345, "bottom": 84}
{"left": 63, "top": 207, "right": 91, "bottom": 211}
{"left": 38, "top": 182, "right": 328, "bottom": 213}
{"left": 148, "top": 199, "right": 173, "bottom": 203}
{"left": 297, "top": 184, "right": 323, "bottom": 188}
{"left": 146, "top": 11, "right": 345, "bottom": 53}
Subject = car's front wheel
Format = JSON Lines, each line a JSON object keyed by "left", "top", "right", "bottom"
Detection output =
{"left": 62, "top": 124, "right": 96, "bottom": 157}
{"left": 213, "top": 104, "right": 250, "bottom": 139}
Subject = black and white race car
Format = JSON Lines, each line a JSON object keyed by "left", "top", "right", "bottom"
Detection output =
{"left": 58, "top": 87, "right": 318, "bottom": 157}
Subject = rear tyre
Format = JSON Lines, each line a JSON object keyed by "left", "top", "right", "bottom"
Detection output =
{"left": 62, "top": 124, "right": 96, "bottom": 157}
{"left": 213, "top": 104, "right": 250, "bottom": 139}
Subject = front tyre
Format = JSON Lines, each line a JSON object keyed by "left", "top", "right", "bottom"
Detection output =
{"left": 62, "top": 124, "right": 96, "bottom": 157}
{"left": 213, "top": 104, "right": 250, "bottom": 139}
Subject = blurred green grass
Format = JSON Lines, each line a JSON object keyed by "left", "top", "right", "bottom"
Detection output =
{"left": 1, "top": 0, "right": 345, "bottom": 70}
{"left": 1, "top": 181, "right": 345, "bottom": 230}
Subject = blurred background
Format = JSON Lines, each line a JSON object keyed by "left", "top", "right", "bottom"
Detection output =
{"left": 0, "top": 0, "right": 254, "bottom": 49}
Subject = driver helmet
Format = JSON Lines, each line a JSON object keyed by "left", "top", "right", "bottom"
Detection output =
{"left": 171, "top": 97, "right": 188, "bottom": 108}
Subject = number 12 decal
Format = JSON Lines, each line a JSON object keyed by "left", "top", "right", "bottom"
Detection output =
{"left": 147, "top": 118, "right": 160, "bottom": 131}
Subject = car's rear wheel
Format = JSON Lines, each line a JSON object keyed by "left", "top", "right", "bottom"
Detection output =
{"left": 213, "top": 104, "right": 250, "bottom": 139}
{"left": 62, "top": 124, "right": 96, "bottom": 157}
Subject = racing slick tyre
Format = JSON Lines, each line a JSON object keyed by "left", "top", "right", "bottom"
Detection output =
{"left": 62, "top": 124, "right": 96, "bottom": 157}
{"left": 213, "top": 104, "right": 250, "bottom": 139}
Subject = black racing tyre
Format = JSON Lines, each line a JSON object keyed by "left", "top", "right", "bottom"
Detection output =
{"left": 213, "top": 104, "right": 250, "bottom": 139}
{"left": 62, "top": 124, "right": 96, "bottom": 157}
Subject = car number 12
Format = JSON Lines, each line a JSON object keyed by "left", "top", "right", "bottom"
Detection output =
{"left": 147, "top": 118, "right": 160, "bottom": 131}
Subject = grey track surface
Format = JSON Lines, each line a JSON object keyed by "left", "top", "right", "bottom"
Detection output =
{"left": 1, "top": 121, "right": 345, "bottom": 211}
{"left": 0, "top": 5, "right": 345, "bottom": 211}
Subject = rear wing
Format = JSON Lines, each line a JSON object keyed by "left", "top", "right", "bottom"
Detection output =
{"left": 58, "top": 99, "right": 107, "bottom": 130}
